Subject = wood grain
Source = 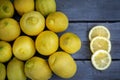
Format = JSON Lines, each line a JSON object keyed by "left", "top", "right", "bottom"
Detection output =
{"left": 56, "top": 0, "right": 120, "bottom": 21}
{"left": 59, "top": 23, "right": 120, "bottom": 60}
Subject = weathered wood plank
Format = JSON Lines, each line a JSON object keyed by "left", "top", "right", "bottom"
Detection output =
{"left": 60, "top": 23, "right": 120, "bottom": 59}
{"left": 58, "top": 23, "right": 88, "bottom": 41}
{"left": 56, "top": 0, "right": 120, "bottom": 21}
{"left": 50, "top": 61, "right": 120, "bottom": 80}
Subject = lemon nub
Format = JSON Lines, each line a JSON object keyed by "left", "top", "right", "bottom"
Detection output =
{"left": 3, "top": 6, "right": 9, "bottom": 13}
{"left": 27, "top": 17, "right": 38, "bottom": 25}
{"left": 49, "top": 19, "right": 54, "bottom": 25}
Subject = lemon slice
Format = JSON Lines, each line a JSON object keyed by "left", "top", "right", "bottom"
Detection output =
{"left": 91, "top": 50, "right": 111, "bottom": 70}
{"left": 90, "top": 36, "right": 111, "bottom": 53}
{"left": 89, "top": 25, "right": 110, "bottom": 41}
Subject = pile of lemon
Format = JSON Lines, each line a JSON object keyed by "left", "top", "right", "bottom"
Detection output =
{"left": 89, "top": 25, "right": 112, "bottom": 70}
{"left": 0, "top": 0, "right": 82, "bottom": 80}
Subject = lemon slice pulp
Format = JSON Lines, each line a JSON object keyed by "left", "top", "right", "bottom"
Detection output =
{"left": 91, "top": 50, "right": 111, "bottom": 70}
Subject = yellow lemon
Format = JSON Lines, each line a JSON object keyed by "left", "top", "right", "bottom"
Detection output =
{"left": 0, "top": 18, "right": 21, "bottom": 41}
{"left": 48, "top": 51, "right": 77, "bottom": 78}
{"left": 7, "top": 57, "right": 27, "bottom": 80}
{"left": 20, "top": 11, "right": 45, "bottom": 36}
{"left": 13, "top": 36, "right": 35, "bottom": 61}
{"left": 46, "top": 12, "right": 69, "bottom": 32}
{"left": 89, "top": 25, "right": 110, "bottom": 41}
{"left": 91, "top": 50, "right": 111, "bottom": 70}
{"left": 35, "top": 31, "right": 58, "bottom": 56}
{"left": 14, "top": 0, "right": 34, "bottom": 16}
{"left": 0, "top": 63, "right": 6, "bottom": 80}
{"left": 0, "top": 0, "right": 14, "bottom": 18}
{"left": 25, "top": 57, "right": 52, "bottom": 80}
{"left": 60, "top": 32, "right": 81, "bottom": 54}
{"left": 36, "top": 0, "right": 56, "bottom": 17}
{"left": 0, "top": 41, "right": 12, "bottom": 63}
{"left": 90, "top": 36, "right": 111, "bottom": 53}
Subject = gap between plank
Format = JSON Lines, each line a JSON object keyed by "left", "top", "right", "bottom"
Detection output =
{"left": 69, "top": 20, "right": 120, "bottom": 23}
{"left": 74, "top": 59, "right": 120, "bottom": 61}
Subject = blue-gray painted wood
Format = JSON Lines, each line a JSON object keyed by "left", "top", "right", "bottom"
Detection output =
{"left": 59, "top": 23, "right": 120, "bottom": 60}
{"left": 56, "top": 0, "right": 120, "bottom": 21}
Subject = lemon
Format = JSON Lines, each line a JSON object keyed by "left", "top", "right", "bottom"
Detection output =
{"left": 46, "top": 11, "right": 69, "bottom": 32}
{"left": 89, "top": 25, "right": 110, "bottom": 41}
{"left": 48, "top": 51, "right": 77, "bottom": 78}
{"left": 60, "top": 32, "right": 81, "bottom": 54}
{"left": 0, "top": 41, "right": 12, "bottom": 63}
{"left": 14, "top": 0, "right": 34, "bottom": 16}
{"left": 36, "top": 0, "right": 56, "bottom": 17}
{"left": 91, "top": 50, "right": 111, "bottom": 70}
{"left": 13, "top": 36, "right": 35, "bottom": 61}
{"left": 7, "top": 57, "right": 27, "bottom": 80}
{"left": 35, "top": 31, "right": 58, "bottom": 56}
{"left": 0, "top": 63, "right": 6, "bottom": 80}
{"left": 25, "top": 57, "right": 52, "bottom": 80}
{"left": 90, "top": 36, "right": 111, "bottom": 53}
{"left": 20, "top": 11, "right": 45, "bottom": 36}
{"left": 0, "top": 18, "right": 21, "bottom": 41}
{"left": 0, "top": 0, "right": 14, "bottom": 18}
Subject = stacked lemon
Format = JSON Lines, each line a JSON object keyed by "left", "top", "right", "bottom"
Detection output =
{"left": 89, "top": 25, "right": 112, "bottom": 70}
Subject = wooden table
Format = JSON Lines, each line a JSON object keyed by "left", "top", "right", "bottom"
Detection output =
{"left": 7, "top": 0, "right": 120, "bottom": 80}
{"left": 50, "top": 0, "right": 120, "bottom": 80}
